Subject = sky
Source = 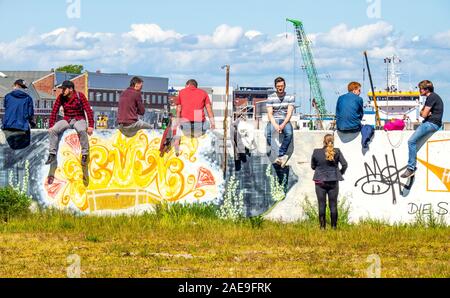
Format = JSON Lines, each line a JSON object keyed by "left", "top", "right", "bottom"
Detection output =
{"left": 0, "top": 0, "right": 449, "bottom": 120}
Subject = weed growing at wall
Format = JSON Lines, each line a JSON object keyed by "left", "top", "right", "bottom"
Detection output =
{"left": 412, "top": 207, "right": 448, "bottom": 228}
{"left": 302, "top": 196, "right": 351, "bottom": 227}
{"left": 155, "top": 201, "right": 219, "bottom": 222}
{"left": 217, "top": 176, "right": 245, "bottom": 221}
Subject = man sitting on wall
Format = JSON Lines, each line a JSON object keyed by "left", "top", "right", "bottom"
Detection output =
{"left": 46, "top": 80, "right": 94, "bottom": 166}
{"left": 2, "top": 79, "right": 35, "bottom": 150}
{"left": 336, "top": 82, "right": 364, "bottom": 133}
{"left": 117, "top": 76, "right": 153, "bottom": 138}
{"left": 401, "top": 80, "right": 444, "bottom": 179}
{"left": 266, "top": 77, "right": 295, "bottom": 168}
{"left": 176, "top": 79, "right": 216, "bottom": 138}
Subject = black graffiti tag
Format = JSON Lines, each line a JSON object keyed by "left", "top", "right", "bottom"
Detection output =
{"left": 354, "top": 150, "right": 409, "bottom": 205}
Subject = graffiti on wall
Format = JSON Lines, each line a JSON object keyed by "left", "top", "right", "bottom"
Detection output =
{"left": 417, "top": 138, "right": 450, "bottom": 192}
{"left": 42, "top": 130, "right": 223, "bottom": 213}
{"left": 354, "top": 149, "right": 407, "bottom": 204}
{"left": 354, "top": 138, "right": 450, "bottom": 205}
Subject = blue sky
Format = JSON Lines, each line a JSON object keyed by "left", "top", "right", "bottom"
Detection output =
{"left": 1, "top": 0, "right": 449, "bottom": 120}
{"left": 1, "top": 0, "right": 449, "bottom": 40}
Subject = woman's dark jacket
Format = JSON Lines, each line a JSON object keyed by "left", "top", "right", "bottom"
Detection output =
{"left": 311, "top": 148, "right": 348, "bottom": 182}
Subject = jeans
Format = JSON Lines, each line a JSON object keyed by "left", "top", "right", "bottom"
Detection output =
{"left": 266, "top": 119, "right": 293, "bottom": 157}
{"left": 407, "top": 122, "right": 440, "bottom": 170}
{"left": 180, "top": 121, "right": 209, "bottom": 138}
{"left": 118, "top": 120, "right": 153, "bottom": 138}
{"left": 315, "top": 181, "right": 339, "bottom": 229}
{"left": 49, "top": 119, "right": 89, "bottom": 156}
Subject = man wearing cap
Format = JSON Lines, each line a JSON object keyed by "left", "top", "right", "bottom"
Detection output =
{"left": 46, "top": 80, "right": 94, "bottom": 166}
{"left": 2, "top": 79, "right": 35, "bottom": 132}
{"left": 1, "top": 79, "right": 35, "bottom": 149}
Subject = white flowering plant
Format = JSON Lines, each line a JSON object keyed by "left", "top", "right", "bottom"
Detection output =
{"left": 217, "top": 176, "right": 245, "bottom": 221}
{"left": 266, "top": 166, "right": 286, "bottom": 202}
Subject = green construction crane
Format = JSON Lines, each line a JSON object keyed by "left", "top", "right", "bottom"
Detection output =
{"left": 287, "top": 18, "right": 327, "bottom": 119}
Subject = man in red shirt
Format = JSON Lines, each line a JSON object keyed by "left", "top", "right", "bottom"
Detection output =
{"left": 45, "top": 81, "right": 94, "bottom": 166}
{"left": 117, "top": 76, "right": 152, "bottom": 137}
{"left": 176, "top": 79, "right": 216, "bottom": 138}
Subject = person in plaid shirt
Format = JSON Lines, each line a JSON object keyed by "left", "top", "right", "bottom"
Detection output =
{"left": 45, "top": 80, "right": 94, "bottom": 168}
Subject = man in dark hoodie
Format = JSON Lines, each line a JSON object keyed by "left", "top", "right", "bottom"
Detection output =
{"left": 2, "top": 79, "right": 35, "bottom": 149}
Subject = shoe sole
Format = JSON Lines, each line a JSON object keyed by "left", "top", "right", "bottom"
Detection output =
{"left": 401, "top": 173, "right": 415, "bottom": 179}
{"left": 280, "top": 158, "right": 289, "bottom": 168}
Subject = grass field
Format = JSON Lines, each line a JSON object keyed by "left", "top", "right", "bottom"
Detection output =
{"left": 0, "top": 205, "right": 449, "bottom": 278}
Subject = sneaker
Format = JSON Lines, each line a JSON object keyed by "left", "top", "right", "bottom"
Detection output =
{"left": 81, "top": 155, "right": 89, "bottom": 166}
{"left": 278, "top": 155, "right": 289, "bottom": 168}
{"left": 47, "top": 176, "right": 55, "bottom": 185}
{"left": 274, "top": 157, "right": 282, "bottom": 166}
{"left": 45, "top": 154, "right": 57, "bottom": 165}
{"left": 401, "top": 168, "right": 416, "bottom": 179}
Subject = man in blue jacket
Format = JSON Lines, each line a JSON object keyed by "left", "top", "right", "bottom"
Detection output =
{"left": 2, "top": 79, "right": 35, "bottom": 149}
{"left": 336, "top": 82, "right": 364, "bottom": 132}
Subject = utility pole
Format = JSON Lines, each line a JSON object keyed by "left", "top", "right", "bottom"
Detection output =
{"left": 364, "top": 51, "right": 382, "bottom": 128}
{"left": 221, "top": 65, "right": 230, "bottom": 179}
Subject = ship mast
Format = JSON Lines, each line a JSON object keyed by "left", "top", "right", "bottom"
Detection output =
{"left": 384, "top": 55, "right": 402, "bottom": 92}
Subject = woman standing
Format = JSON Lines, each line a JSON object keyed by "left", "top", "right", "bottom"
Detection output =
{"left": 311, "top": 134, "right": 348, "bottom": 229}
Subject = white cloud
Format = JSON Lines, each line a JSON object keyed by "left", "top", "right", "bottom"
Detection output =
{"left": 126, "top": 23, "right": 182, "bottom": 43}
{"left": 258, "top": 33, "right": 295, "bottom": 55}
{"left": 315, "top": 22, "right": 394, "bottom": 49}
{"left": 0, "top": 22, "right": 449, "bottom": 121}
{"left": 211, "top": 24, "right": 244, "bottom": 48}
{"left": 245, "top": 30, "right": 263, "bottom": 40}
{"left": 431, "top": 30, "right": 450, "bottom": 48}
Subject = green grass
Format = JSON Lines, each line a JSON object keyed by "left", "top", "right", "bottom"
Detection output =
{"left": 0, "top": 204, "right": 448, "bottom": 278}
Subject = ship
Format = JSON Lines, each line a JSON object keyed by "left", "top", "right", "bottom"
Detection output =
{"left": 363, "top": 55, "right": 422, "bottom": 130}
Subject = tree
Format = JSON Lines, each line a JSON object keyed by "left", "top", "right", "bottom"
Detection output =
{"left": 56, "top": 64, "right": 84, "bottom": 74}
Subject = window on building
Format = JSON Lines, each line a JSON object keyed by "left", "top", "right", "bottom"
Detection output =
{"left": 109, "top": 93, "right": 114, "bottom": 102}
{"left": 146, "top": 95, "right": 150, "bottom": 104}
{"left": 116, "top": 92, "right": 120, "bottom": 102}
{"left": 158, "top": 95, "right": 162, "bottom": 104}
{"left": 152, "top": 95, "right": 156, "bottom": 104}
{"left": 103, "top": 93, "right": 108, "bottom": 102}
{"left": 163, "top": 95, "right": 168, "bottom": 104}
{"left": 89, "top": 92, "right": 94, "bottom": 101}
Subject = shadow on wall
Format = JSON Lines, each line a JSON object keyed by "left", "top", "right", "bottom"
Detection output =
{"left": 0, "top": 132, "right": 49, "bottom": 201}
{"left": 230, "top": 130, "right": 298, "bottom": 217}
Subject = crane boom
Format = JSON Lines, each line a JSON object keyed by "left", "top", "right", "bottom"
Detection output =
{"left": 287, "top": 18, "right": 327, "bottom": 118}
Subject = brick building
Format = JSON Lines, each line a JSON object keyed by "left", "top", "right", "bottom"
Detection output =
{"left": 0, "top": 70, "right": 169, "bottom": 129}
{"left": 233, "top": 86, "right": 275, "bottom": 129}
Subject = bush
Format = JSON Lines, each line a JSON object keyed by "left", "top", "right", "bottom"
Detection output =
{"left": 0, "top": 187, "right": 32, "bottom": 222}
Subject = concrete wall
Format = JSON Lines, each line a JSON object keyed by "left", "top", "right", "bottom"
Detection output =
{"left": 1, "top": 129, "right": 449, "bottom": 224}
{"left": 0, "top": 130, "right": 224, "bottom": 215}
{"left": 260, "top": 130, "right": 450, "bottom": 224}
